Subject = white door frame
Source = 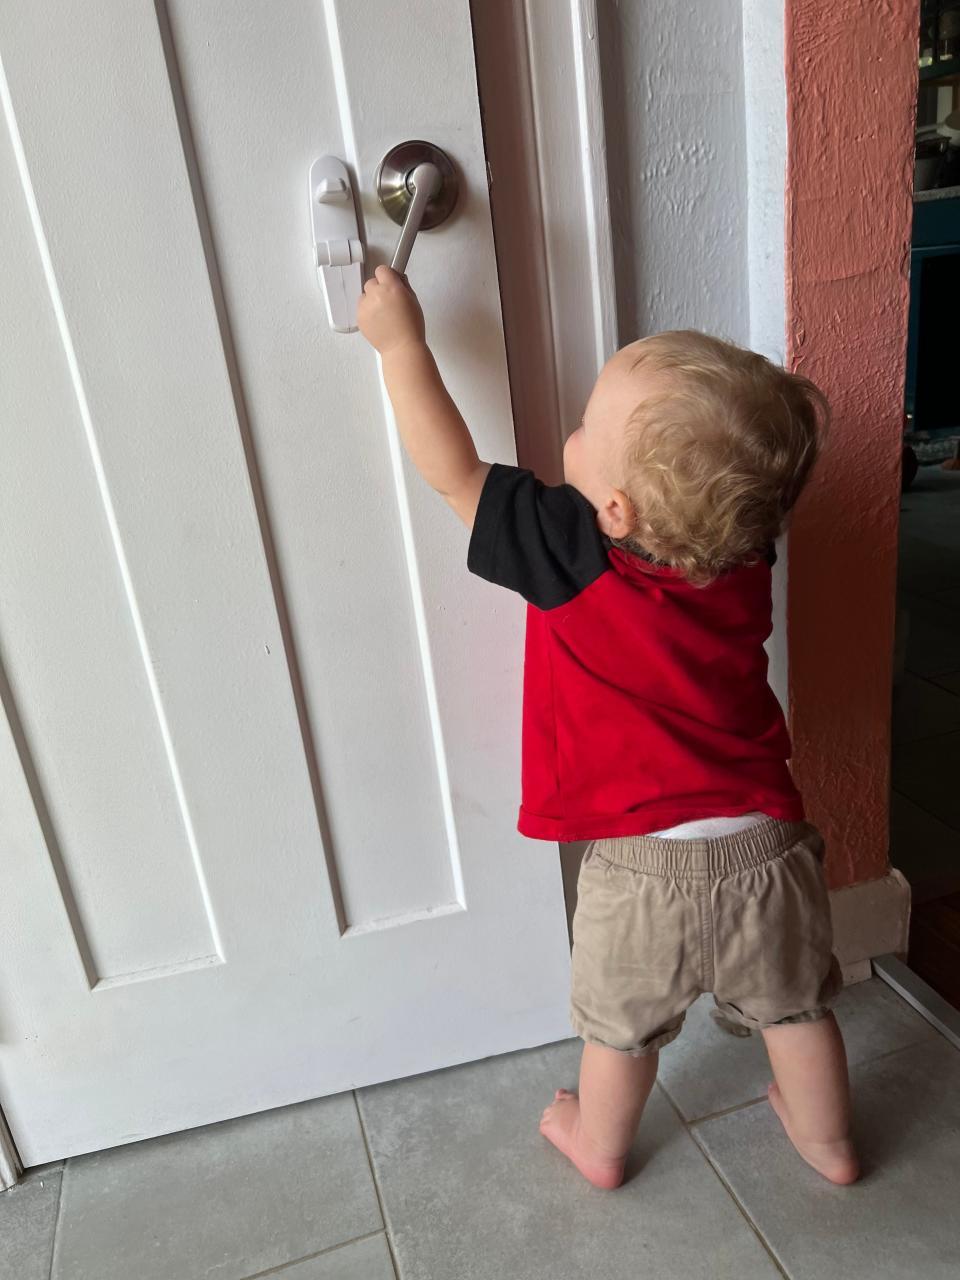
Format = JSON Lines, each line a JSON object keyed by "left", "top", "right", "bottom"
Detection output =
{"left": 0, "top": 1107, "right": 21, "bottom": 1191}
{"left": 0, "top": 0, "right": 615, "bottom": 1189}
{"left": 473, "top": 0, "right": 617, "bottom": 926}
{"left": 473, "top": 0, "right": 617, "bottom": 484}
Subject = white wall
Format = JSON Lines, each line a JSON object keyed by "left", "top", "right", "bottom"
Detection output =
{"left": 597, "top": 0, "right": 750, "bottom": 344}
{"left": 742, "top": 0, "right": 787, "bottom": 365}
{"left": 596, "top": 0, "right": 788, "bottom": 708}
{"left": 742, "top": 0, "right": 788, "bottom": 709}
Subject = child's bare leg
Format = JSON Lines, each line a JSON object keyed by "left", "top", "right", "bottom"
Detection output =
{"left": 761, "top": 1012, "right": 859, "bottom": 1184}
{"left": 540, "top": 1042, "right": 658, "bottom": 1189}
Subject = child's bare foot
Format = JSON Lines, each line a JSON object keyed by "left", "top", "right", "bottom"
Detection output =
{"left": 767, "top": 1082, "right": 860, "bottom": 1184}
{"left": 539, "top": 1089, "right": 626, "bottom": 1189}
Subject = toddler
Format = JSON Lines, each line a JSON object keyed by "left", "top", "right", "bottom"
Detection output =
{"left": 358, "top": 265, "right": 859, "bottom": 1190}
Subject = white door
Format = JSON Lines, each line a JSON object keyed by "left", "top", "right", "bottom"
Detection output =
{"left": 0, "top": 1, "right": 572, "bottom": 1167}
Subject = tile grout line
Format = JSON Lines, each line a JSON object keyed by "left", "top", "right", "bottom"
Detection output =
{"left": 683, "top": 1092, "right": 770, "bottom": 1128}
{"left": 657, "top": 1020, "right": 952, "bottom": 1280}
{"left": 687, "top": 1125, "right": 792, "bottom": 1280}
{"left": 678, "top": 1030, "right": 944, "bottom": 1131}
{"left": 45, "top": 1159, "right": 67, "bottom": 1280}
{"left": 353, "top": 1090, "right": 403, "bottom": 1280}
{"left": 848, "top": 1031, "right": 952, "bottom": 1069}
{"left": 236, "top": 1229, "right": 390, "bottom": 1280}
{"left": 915, "top": 672, "right": 960, "bottom": 700}
{"left": 891, "top": 721, "right": 960, "bottom": 752}
{"left": 656, "top": 1084, "right": 791, "bottom": 1280}
{"left": 890, "top": 784, "right": 960, "bottom": 836}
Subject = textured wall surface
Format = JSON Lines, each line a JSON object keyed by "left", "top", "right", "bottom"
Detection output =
{"left": 597, "top": 0, "right": 790, "bottom": 708}
{"left": 597, "top": 0, "right": 749, "bottom": 345}
{"left": 785, "top": 0, "right": 917, "bottom": 889}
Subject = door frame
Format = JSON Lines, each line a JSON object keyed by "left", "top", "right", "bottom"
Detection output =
{"left": 0, "top": 1107, "right": 21, "bottom": 1191}
{"left": 472, "top": 0, "right": 617, "bottom": 485}
{"left": 472, "top": 0, "right": 617, "bottom": 924}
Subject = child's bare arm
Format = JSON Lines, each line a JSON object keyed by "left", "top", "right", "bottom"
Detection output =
{"left": 357, "top": 265, "right": 490, "bottom": 528}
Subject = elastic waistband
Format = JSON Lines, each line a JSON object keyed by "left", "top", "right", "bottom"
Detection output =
{"left": 590, "top": 819, "right": 816, "bottom": 878}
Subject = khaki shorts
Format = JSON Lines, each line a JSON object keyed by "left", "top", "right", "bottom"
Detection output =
{"left": 570, "top": 820, "right": 842, "bottom": 1056}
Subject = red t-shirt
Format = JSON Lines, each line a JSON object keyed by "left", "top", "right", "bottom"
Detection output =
{"left": 467, "top": 464, "right": 804, "bottom": 841}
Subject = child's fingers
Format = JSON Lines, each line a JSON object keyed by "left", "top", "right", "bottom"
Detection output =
{"left": 375, "top": 264, "right": 402, "bottom": 285}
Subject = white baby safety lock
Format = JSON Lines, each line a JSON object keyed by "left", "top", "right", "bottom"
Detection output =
{"left": 309, "top": 143, "right": 458, "bottom": 333}
{"left": 309, "top": 156, "right": 364, "bottom": 333}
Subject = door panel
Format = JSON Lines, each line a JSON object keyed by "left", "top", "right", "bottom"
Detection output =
{"left": 164, "top": 0, "right": 462, "bottom": 929}
{"left": 0, "top": 0, "right": 570, "bottom": 1165}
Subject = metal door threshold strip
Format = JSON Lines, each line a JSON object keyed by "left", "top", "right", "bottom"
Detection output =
{"left": 873, "top": 954, "right": 960, "bottom": 1052}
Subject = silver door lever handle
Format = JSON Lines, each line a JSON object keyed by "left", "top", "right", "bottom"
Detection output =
{"left": 391, "top": 164, "right": 440, "bottom": 274}
{"left": 376, "top": 141, "right": 458, "bottom": 276}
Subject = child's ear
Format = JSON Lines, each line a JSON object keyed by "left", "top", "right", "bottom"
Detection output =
{"left": 597, "top": 489, "right": 637, "bottom": 540}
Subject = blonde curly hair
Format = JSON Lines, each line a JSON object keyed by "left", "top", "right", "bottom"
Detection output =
{"left": 615, "top": 331, "right": 828, "bottom": 585}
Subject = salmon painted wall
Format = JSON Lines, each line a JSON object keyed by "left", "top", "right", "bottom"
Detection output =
{"left": 785, "top": 0, "right": 917, "bottom": 889}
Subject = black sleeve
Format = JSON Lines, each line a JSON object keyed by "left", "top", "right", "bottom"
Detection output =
{"left": 467, "top": 463, "right": 609, "bottom": 609}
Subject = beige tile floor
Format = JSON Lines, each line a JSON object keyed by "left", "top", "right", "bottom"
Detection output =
{"left": 2, "top": 978, "right": 958, "bottom": 1280}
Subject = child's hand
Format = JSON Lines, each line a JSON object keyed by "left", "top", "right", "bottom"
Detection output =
{"left": 357, "top": 265, "right": 426, "bottom": 355}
